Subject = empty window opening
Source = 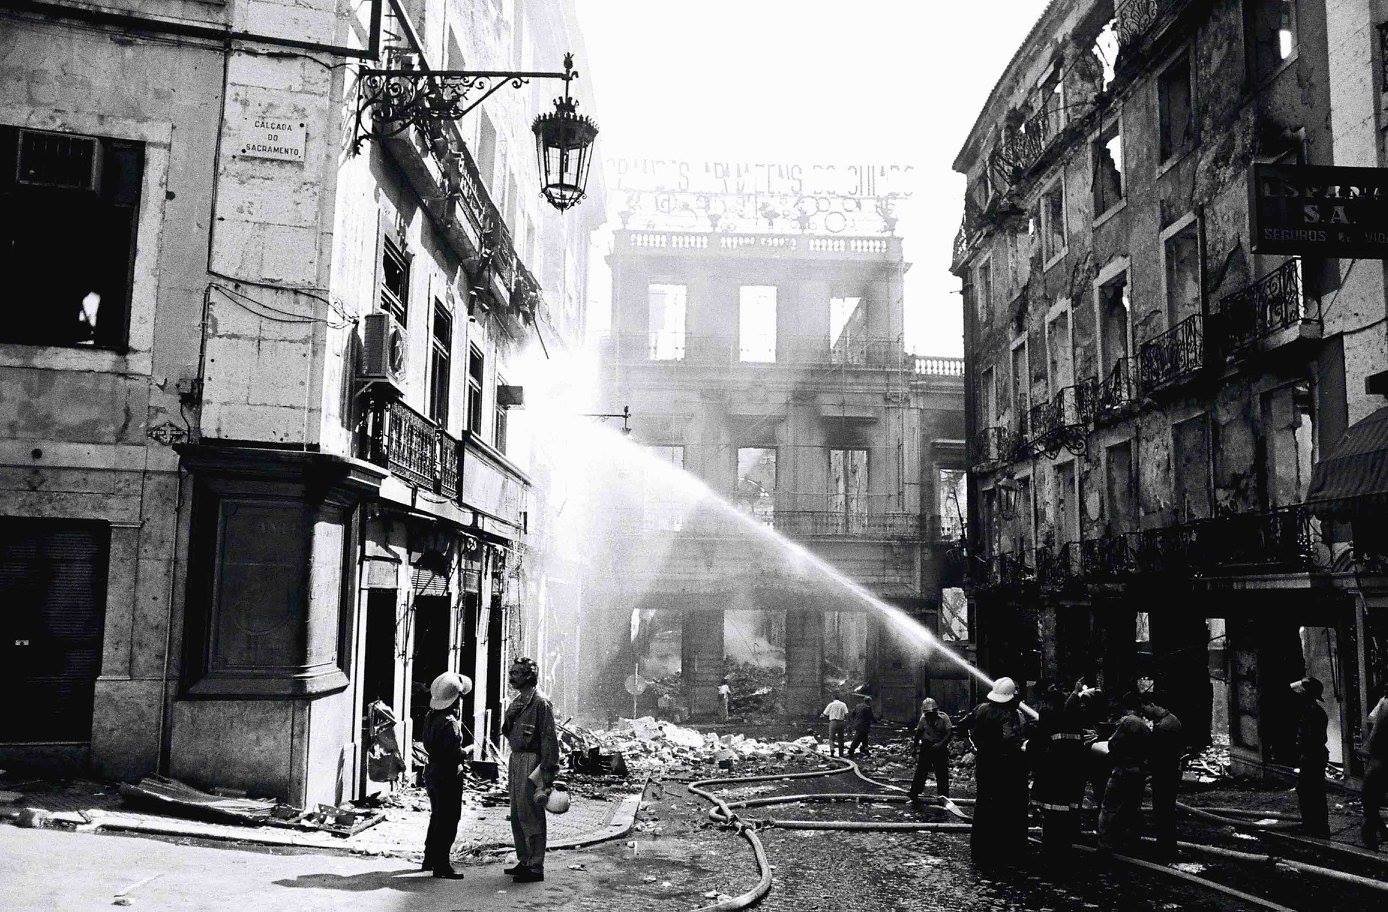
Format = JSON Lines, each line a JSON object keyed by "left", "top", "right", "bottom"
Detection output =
{"left": 1172, "top": 414, "right": 1213, "bottom": 521}
{"left": 1158, "top": 52, "right": 1195, "bottom": 162}
{"left": 980, "top": 366, "right": 998, "bottom": 427}
{"left": 1055, "top": 460, "right": 1079, "bottom": 544}
{"left": 735, "top": 447, "right": 777, "bottom": 522}
{"left": 1105, "top": 440, "right": 1136, "bottom": 533}
{"left": 381, "top": 239, "right": 410, "bottom": 325}
{"left": 1092, "top": 119, "right": 1125, "bottom": 215}
{"left": 466, "top": 345, "right": 484, "bottom": 435}
{"left": 939, "top": 468, "right": 968, "bottom": 541}
{"left": 1039, "top": 182, "right": 1066, "bottom": 264}
{"left": 1011, "top": 341, "right": 1030, "bottom": 427}
{"left": 1, "top": 126, "right": 144, "bottom": 349}
{"left": 428, "top": 299, "right": 452, "bottom": 425}
{"left": 648, "top": 283, "right": 687, "bottom": 360}
{"left": 1164, "top": 219, "right": 1201, "bottom": 326}
{"left": 1091, "top": 20, "right": 1119, "bottom": 90}
{"left": 1249, "top": 0, "right": 1298, "bottom": 79}
{"left": 830, "top": 448, "right": 869, "bottom": 533}
{"left": 493, "top": 376, "right": 509, "bottom": 454}
{"left": 1098, "top": 271, "right": 1132, "bottom": 373}
{"left": 829, "top": 296, "right": 866, "bottom": 363}
{"left": 1047, "top": 309, "right": 1073, "bottom": 393}
{"left": 975, "top": 258, "right": 993, "bottom": 326}
{"left": 738, "top": 285, "right": 777, "bottom": 362}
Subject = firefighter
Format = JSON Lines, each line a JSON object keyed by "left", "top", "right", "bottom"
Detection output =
{"left": 1139, "top": 693, "right": 1184, "bottom": 858}
{"left": 1290, "top": 677, "right": 1331, "bottom": 837}
{"left": 1028, "top": 686, "right": 1088, "bottom": 855}
{"left": 969, "top": 677, "right": 1029, "bottom": 864}
{"left": 1097, "top": 692, "right": 1151, "bottom": 853}
{"left": 501, "top": 657, "right": 559, "bottom": 883}
{"left": 847, "top": 694, "right": 877, "bottom": 758}
{"left": 421, "top": 672, "right": 472, "bottom": 879}
{"left": 907, "top": 697, "right": 953, "bottom": 802}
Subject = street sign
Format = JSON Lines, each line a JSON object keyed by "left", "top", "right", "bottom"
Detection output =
{"left": 624, "top": 674, "right": 647, "bottom": 696}
{"left": 1250, "top": 163, "right": 1388, "bottom": 259}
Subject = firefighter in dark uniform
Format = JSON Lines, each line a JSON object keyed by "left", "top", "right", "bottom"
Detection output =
{"left": 1028, "top": 686, "right": 1088, "bottom": 856}
{"left": 1290, "top": 676, "right": 1330, "bottom": 837}
{"left": 1140, "top": 693, "right": 1184, "bottom": 857}
{"left": 1097, "top": 692, "right": 1151, "bottom": 853}
{"left": 421, "top": 672, "right": 472, "bottom": 878}
{"left": 968, "top": 677, "right": 1030, "bottom": 864}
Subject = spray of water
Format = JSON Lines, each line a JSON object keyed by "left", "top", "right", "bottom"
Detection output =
{"left": 506, "top": 342, "right": 1037, "bottom": 720}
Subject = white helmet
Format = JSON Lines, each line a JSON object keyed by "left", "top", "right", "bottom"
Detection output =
{"left": 545, "top": 783, "right": 571, "bottom": 815}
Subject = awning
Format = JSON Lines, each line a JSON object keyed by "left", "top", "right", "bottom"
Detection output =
{"left": 1306, "top": 405, "right": 1388, "bottom": 517}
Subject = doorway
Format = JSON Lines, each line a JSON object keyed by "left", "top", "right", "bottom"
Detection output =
{"left": 410, "top": 595, "right": 451, "bottom": 735}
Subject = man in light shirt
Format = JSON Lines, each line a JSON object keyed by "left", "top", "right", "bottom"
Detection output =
{"left": 821, "top": 694, "right": 849, "bottom": 756}
{"left": 717, "top": 678, "right": 732, "bottom": 721}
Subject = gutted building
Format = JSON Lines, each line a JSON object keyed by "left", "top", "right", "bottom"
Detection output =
{"left": 597, "top": 220, "right": 968, "bottom": 723}
{"left": 0, "top": 0, "right": 603, "bottom": 805}
{"left": 953, "top": 0, "right": 1388, "bottom": 781}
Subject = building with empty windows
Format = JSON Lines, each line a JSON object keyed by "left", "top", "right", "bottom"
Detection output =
{"left": 597, "top": 223, "right": 968, "bottom": 723}
{"left": 953, "top": 0, "right": 1388, "bottom": 783}
{"left": 0, "top": 0, "right": 603, "bottom": 805}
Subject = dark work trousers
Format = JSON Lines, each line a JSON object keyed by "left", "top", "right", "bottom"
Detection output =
{"left": 1097, "top": 766, "right": 1144, "bottom": 852}
{"left": 1361, "top": 760, "right": 1386, "bottom": 847}
{"left": 909, "top": 746, "right": 950, "bottom": 799}
{"left": 828, "top": 721, "right": 846, "bottom": 757}
{"left": 971, "top": 754, "right": 1028, "bottom": 863}
{"left": 1149, "top": 760, "right": 1181, "bottom": 854}
{"left": 1040, "top": 806, "right": 1080, "bottom": 855}
{"left": 848, "top": 727, "right": 871, "bottom": 757}
{"left": 1297, "top": 756, "right": 1330, "bottom": 837}
{"left": 423, "top": 777, "right": 463, "bottom": 870}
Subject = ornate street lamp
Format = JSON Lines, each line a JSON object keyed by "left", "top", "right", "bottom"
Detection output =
{"left": 531, "top": 54, "right": 598, "bottom": 211}
{"left": 352, "top": 52, "right": 598, "bottom": 212}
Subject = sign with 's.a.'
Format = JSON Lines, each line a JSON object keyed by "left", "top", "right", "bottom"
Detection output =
{"left": 1251, "top": 163, "right": 1388, "bottom": 259}
{"left": 239, "top": 113, "right": 308, "bottom": 164}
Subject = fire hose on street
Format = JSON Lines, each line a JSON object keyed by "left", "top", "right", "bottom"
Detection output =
{"left": 683, "top": 754, "right": 1378, "bottom": 912}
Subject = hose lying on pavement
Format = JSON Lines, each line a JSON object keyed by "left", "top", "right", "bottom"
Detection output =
{"left": 1141, "top": 836, "right": 1388, "bottom": 894}
{"left": 1178, "top": 801, "right": 1302, "bottom": 831}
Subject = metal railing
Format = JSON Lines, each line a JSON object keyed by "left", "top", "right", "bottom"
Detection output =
{"left": 1082, "top": 357, "right": 1139, "bottom": 425}
{"left": 1081, "top": 529, "right": 1138, "bottom": 579}
{"left": 362, "top": 398, "right": 461, "bottom": 499}
{"left": 1139, "top": 314, "right": 1205, "bottom": 394}
{"left": 987, "top": 102, "right": 1067, "bottom": 190}
{"left": 620, "top": 230, "right": 897, "bottom": 257}
{"left": 773, "top": 511, "right": 923, "bottom": 539}
{"left": 1214, "top": 258, "right": 1321, "bottom": 354}
{"left": 1195, "top": 504, "right": 1330, "bottom": 574}
{"left": 1029, "top": 385, "right": 1088, "bottom": 457}
{"left": 612, "top": 331, "right": 916, "bottom": 368}
{"left": 971, "top": 426, "right": 1012, "bottom": 465}
{"left": 1036, "top": 541, "right": 1083, "bottom": 590}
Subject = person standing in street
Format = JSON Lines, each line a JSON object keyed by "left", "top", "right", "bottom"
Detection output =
{"left": 1097, "top": 692, "right": 1151, "bottom": 853}
{"left": 907, "top": 697, "right": 953, "bottom": 802}
{"left": 968, "top": 677, "right": 1029, "bottom": 864}
{"left": 1029, "top": 686, "right": 1087, "bottom": 856}
{"left": 718, "top": 677, "right": 732, "bottom": 721}
{"left": 1360, "top": 690, "right": 1388, "bottom": 849}
{"left": 1140, "top": 693, "right": 1184, "bottom": 858}
{"left": 821, "top": 694, "right": 849, "bottom": 757}
{"left": 501, "top": 657, "right": 559, "bottom": 883}
{"left": 847, "top": 694, "right": 877, "bottom": 758}
{"left": 421, "top": 672, "right": 472, "bottom": 879}
{"left": 1290, "top": 676, "right": 1330, "bottom": 837}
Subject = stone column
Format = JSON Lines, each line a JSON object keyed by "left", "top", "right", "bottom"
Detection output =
{"left": 785, "top": 608, "right": 824, "bottom": 717}
{"left": 682, "top": 610, "right": 725, "bottom": 718}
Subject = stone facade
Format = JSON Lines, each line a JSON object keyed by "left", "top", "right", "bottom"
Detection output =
{"left": 954, "top": 0, "right": 1388, "bottom": 781}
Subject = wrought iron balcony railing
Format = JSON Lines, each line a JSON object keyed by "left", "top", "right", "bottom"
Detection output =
{"left": 987, "top": 102, "right": 1067, "bottom": 192}
{"left": 1193, "top": 504, "right": 1332, "bottom": 574}
{"left": 1115, "top": 0, "right": 1163, "bottom": 49}
{"left": 1036, "top": 541, "right": 1083, "bottom": 591}
{"left": 1139, "top": 314, "right": 1206, "bottom": 395}
{"left": 362, "top": 398, "right": 461, "bottom": 500}
{"left": 1078, "top": 357, "right": 1138, "bottom": 426}
{"left": 1213, "top": 258, "right": 1322, "bottom": 355}
{"left": 773, "top": 511, "right": 922, "bottom": 539}
{"left": 1029, "top": 385, "right": 1088, "bottom": 457}
{"left": 971, "top": 426, "right": 1012, "bottom": 465}
{"left": 1081, "top": 529, "right": 1137, "bottom": 579}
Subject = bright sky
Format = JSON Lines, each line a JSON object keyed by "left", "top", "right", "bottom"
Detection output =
{"left": 572, "top": 0, "right": 1049, "bottom": 357}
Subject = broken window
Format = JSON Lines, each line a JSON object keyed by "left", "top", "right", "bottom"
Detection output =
{"left": 1163, "top": 219, "right": 1202, "bottom": 326}
{"left": 1091, "top": 19, "right": 1119, "bottom": 90}
{"left": 1054, "top": 460, "right": 1079, "bottom": 544}
{"left": 829, "top": 448, "right": 869, "bottom": 533}
{"left": 1047, "top": 308, "right": 1073, "bottom": 393}
{"left": 428, "top": 299, "right": 452, "bottom": 425}
{"left": 1172, "top": 414, "right": 1213, "bottom": 521}
{"left": 1098, "top": 270, "right": 1132, "bottom": 374}
{"left": 1260, "top": 382, "right": 1315, "bottom": 507}
{"left": 1039, "top": 181, "right": 1066, "bottom": 264}
{"left": 1011, "top": 341, "right": 1030, "bottom": 429}
{"left": 738, "top": 285, "right": 777, "bottom": 362}
{"left": 1013, "top": 476, "right": 1034, "bottom": 553}
{"left": 381, "top": 239, "right": 410, "bottom": 325}
{"left": 1105, "top": 440, "right": 1136, "bottom": 533}
{"left": 466, "top": 345, "right": 484, "bottom": 435}
{"left": 648, "top": 283, "right": 687, "bottom": 360}
{"left": 1092, "top": 119, "right": 1125, "bottom": 215}
{"left": 1, "top": 126, "right": 144, "bottom": 350}
{"left": 939, "top": 468, "right": 968, "bottom": 541}
{"left": 1247, "top": 0, "right": 1298, "bottom": 80}
{"left": 1158, "top": 51, "right": 1195, "bottom": 163}
{"left": 735, "top": 447, "right": 777, "bottom": 522}
{"left": 974, "top": 257, "right": 993, "bottom": 326}
{"left": 829, "top": 295, "right": 865, "bottom": 364}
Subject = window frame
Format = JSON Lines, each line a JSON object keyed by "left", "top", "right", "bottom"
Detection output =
{"left": 737, "top": 284, "right": 778, "bottom": 363}
{"left": 974, "top": 255, "right": 993, "bottom": 326}
{"left": 380, "top": 238, "right": 411, "bottom": 326}
{"left": 465, "top": 344, "right": 485, "bottom": 436}
{"left": 1038, "top": 177, "right": 1068, "bottom": 269}
{"left": 1094, "top": 258, "right": 1133, "bottom": 377}
{"left": 1156, "top": 46, "right": 1196, "bottom": 170}
{"left": 427, "top": 296, "right": 453, "bottom": 425}
{"left": 1091, "top": 114, "right": 1126, "bottom": 223}
{"left": 647, "top": 282, "right": 688, "bottom": 361}
{"left": 1159, "top": 212, "right": 1203, "bottom": 330}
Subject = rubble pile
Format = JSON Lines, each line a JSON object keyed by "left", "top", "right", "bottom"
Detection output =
{"left": 1185, "top": 740, "right": 1233, "bottom": 784}
{"left": 573, "top": 717, "right": 827, "bottom": 780}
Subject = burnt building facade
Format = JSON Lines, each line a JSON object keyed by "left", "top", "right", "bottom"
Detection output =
{"left": 953, "top": 0, "right": 1388, "bottom": 781}
{"left": 598, "top": 224, "right": 968, "bottom": 723}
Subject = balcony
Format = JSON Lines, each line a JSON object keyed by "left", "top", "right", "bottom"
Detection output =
{"left": 361, "top": 398, "right": 461, "bottom": 500}
{"left": 971, "top": 427, "right": 1012, "bottom": 467}
{"left": 987, "top": 102, "right": 1068, "bottom": 193}
{"left": 1139, "top": 314, "right": 1207, "bottom": 396}
{"left": 1081, "top": 529, "right": 1137, "bottom": 580}
{"left": 1193, "top": 504, "right": 1333, "bottom": 575}
{"left": 973, "top": 551, "right": 1033, "bottom": 589}
{"left": 1115, "top": 0, "right": 1192, "bottom": 55}
{"left": 1028, "top": 385, "right": 1088, "bottom": 458}
{"left": 774, "top": 511, "right": 922, "bottom": 540}
{"left": 1036, "top": 541, "right": 1083, "bottom": 591}
{"left": 616, "top": 229, "right": 901, "bottom": 262}
{"left": 1213, "top": 258, "right": 1322, "bottom": 358}
{"left": 913, "top": 355, "right": 966, "bottom": 378}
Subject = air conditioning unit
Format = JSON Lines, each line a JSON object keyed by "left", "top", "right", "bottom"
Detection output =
{"left": 359, "top": 311, "right": 408, "bottom": 394}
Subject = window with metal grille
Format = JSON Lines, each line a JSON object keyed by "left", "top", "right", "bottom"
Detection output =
{"left": 380, "top": 239, "right": 410, "bottom": 325}
{"left": 1, "top": 126, "right": 143, "bottom": 349}
{"left": 428, "top": 299, "right": 452, "bottom": 425}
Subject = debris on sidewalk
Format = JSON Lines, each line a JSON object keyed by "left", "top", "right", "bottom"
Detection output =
{"left": 118, "top": 777, "right": 277, "bottom": 824}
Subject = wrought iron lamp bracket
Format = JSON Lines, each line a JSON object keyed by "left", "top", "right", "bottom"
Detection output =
{"left": 352, "top": 59, "right": 577, "bottom": 153}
